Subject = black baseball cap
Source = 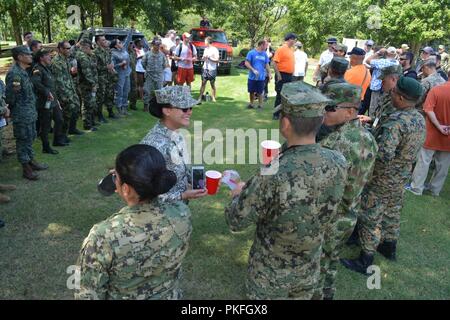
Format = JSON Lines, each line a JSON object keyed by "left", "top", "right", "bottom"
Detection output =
{"left": 347, "top": 47, "right": 366, "bottom": 56}
{"left": 327, "top": 37, "right": 338, "bottom": 44}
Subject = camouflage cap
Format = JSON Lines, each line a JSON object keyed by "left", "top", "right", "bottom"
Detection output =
{"left": 325, "top": 83, "right": 361, "bottom": 106}
{"left": 274, "top": 81, "right": 331, "bottom": 117}
{"left": 336, "top": 43, "right": 348, "bottom": 53}
{"left": 396, "top": 76, "right": 423, "bottom": 100}
{"left": 379, "top": 64, "right": 402, "bottom": 80}
{"left": 80, "top": 38, "right": 93, "bottom": 48}
{"left": 155, "top": 85, "right": 198, "bottom": 109}
{"left": 421, "top": 56, "right": 437, "bottom": 67}
{"left": 330, "top": 57, "right": 349, "bottom": 73}
{"left": 11, "top": 45, "right": 32, "bottom": 57}
{"left": 33, "top": 49, "right": 51, "bottom": 61}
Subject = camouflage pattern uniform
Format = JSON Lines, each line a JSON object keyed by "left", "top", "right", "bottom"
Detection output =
{"left": 140, "top": 86, "right": 198, "bottom": 202}
{"left": 94, "top": 46, "right": 113, "bottom": 118}
{"left": 359, "top": 98, "right": 425, "bottom": 254}
{"left": 75, "top": 200, "right": 192, "bottom": 300}
{"left": 416, "top": 71, "right": 446, "bottom": 114}
{"left": 31, "top": 59, "right": 64, "bottom": 148}
{"left": 128, "top": 46, "right": 138, "bottom": 110}
{"left": 142, "top": 50, "right": 167, "bottom": 107}
{"left": 76, "top": 48, "right": 98, "bottom": 128}
{"left": 51, "top": 53, "right": 80, "bottom": 135}
{"left": 225, "top": 82, "right": 348, "bottom": 299}
{"left": 106, "top": 47, "right": 118, "bottom": 117}
{"left": 318, "top": 83, "right": 378, "bottom": 299}
{"left": 5, "top": 62, "right": 38, "bottom": 164}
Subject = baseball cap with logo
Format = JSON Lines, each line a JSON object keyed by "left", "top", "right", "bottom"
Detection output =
{"left": 365, "top": 40, "right": 374, "bottom": 46}
{"left": 438, "top": 45, "right": 445, "bottom": 50}
{"left": 347, "top": 47, "right": 366, "bottom": 56}
{"left": 327, "top": 37, "right": 338, "bottom": 44}
{"left": 182, "top": 32, "right": 191, "bottom": 41}
{"left": 401, "top": 44, "right": 410, "bottom": 50}
{"left": 386, "top": 47, "right": 397, "bottom": 54}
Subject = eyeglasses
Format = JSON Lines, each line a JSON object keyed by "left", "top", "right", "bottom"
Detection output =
{"left": 178, "top": 107, "right": 193, "bottom": 113}
{"left": 111, "top": 172, "right": 117, "bottom": 184}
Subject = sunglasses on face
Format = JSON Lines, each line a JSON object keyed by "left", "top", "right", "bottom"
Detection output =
{"left": 177, "top": 107, "right": 193, "bottom": 113}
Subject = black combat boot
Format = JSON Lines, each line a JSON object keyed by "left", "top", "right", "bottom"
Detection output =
{"left": 346, "top": 227, "right": 360, "bottom": 246}
{"left": 29, "top": 159, "right": 49, "bottom": 171}
{"left": 53, "top": 136, "right": 69, "bottom": 147}
{"left": 108, "top": 109, "right": 119, "bottom": 119}
{"left": 68, "top": 114, "right": 84, "bottom": 135}
{"left": 42, "top": 140, "right": 59, "bottom": 154}
{"left": 0, "top": 218, "right": 5, "bottom": 228}
{"left": 377, "top": 240, "right": 397, "bottom": 261}
{"left": 22, "top": 163, "right": 39, "bottom": 180}
{"left": 340, "top": 251, "right": 374, "bottom": 275}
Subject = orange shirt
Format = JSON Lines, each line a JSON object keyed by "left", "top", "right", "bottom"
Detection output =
{"left": 344, "top": 64, "right": 372, "bottom": 101}
{"left": 423, "top": 81, "right": 450, "bottom": 152}
{"left": 273, "top": 44, "right": 295, "bottom": 74}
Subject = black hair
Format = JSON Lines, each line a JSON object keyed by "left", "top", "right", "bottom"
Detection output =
{"left": 57, "top": 40, "right": 69, "bottom": 49}
{"left": 23, "top": 31, "right": 32, "bottom": 38}
{"left": 282, "top": 114, "right": 323, "bottom": 136}
{"left": 95, "top": 35, "right": 105, "bottom": 43}
{"left": 30, "top": 40, "right": 42, "bottom": 50}
{"left": 134, "top": 38, "right": 142, "bottom": 45}
{"left": 115, "top": 144, "right": 177, "bottom": 202}
{"left": 148, "top": 96, "right": 171, "bottom": 119}
{"left": 68, "top": 39, "right": 76, "bottom": 46}
{"left": 110, "top": 39, "right": 118, "bottom": 49}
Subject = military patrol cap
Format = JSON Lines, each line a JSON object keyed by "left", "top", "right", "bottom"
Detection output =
{"left": 11, "top": 45, "right": 32, "bottom": 60}
{"left": 330, "top": 57, "right": 349, "bottom": 73}
{"left": 325, "top": 83, "right": 361, "bottom": 106}
{"left": 274, "top": 81, "right": 331, "bottom": 117}
{"left": 80, "top": 38, "right": 93, "bottom": 49}
{"left": 396, "top": 76, "right": 423, "bottom": 100}
{"left": 336, "top": 43, "right": 348, "bottom": 53}
{"left": 155, "top": 85, "right": 198, "bottom": 109}
{"left": 379, "top": 64, "right": 402, "bottom": 80}
{"left": 33, "top": 49, "right": 51, "bottom": 62}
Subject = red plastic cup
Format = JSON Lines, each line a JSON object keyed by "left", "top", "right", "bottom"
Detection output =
{"left": 261, "top": 140, "right": 281, "bottom": 165}
{"left": 205, "top": 170, "right": 222, "bottom": 195}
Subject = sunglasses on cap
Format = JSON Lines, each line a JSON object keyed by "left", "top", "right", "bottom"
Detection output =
{"left": 325, "top": 104, "right": 357, "bottom": 112}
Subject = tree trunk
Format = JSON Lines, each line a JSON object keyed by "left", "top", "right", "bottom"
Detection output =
{"left": 9, "top": 6, "right": 23, "bottom": 45}
{"left": 80, "top": 5, "right": 87, "bottom": 30}
{"left": 100, "top": 0, "right": 114, "bottom": 27}
{"left": 45, "top": 4, "right": 52, "bottom": 43}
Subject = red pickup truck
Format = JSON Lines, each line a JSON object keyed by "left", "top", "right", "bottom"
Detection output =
{"left": 190, "top": 27, "right": 233, "bottom": 75}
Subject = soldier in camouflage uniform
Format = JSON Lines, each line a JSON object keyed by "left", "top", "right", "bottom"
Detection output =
{"left": 317, "top": 83, "right": 378, "bottom": 300}
{"left": 0, "top": 79, "right": 17, "bottom": 207}
{"left": 140, "top": 86, "right": 207, "bottom": 203}
{"left": 51, "top": 41, "right": 84, "bottom": 139}
{"left": 105, "top": 43, "right": 119, "bottom": 119}
{"left": 341, "top": 77, "right": 425, "bottom": 273}
{"left": 142, "top": 38, "right": 168, "bottom": 111}
{"left": 76, "top": 39, "right": 99, "bottom": 131}
{"left": 416, "top": 57, "right": 446, "bottom": 115}
{"left": 128, "top": 41, "right": 138, "bottom": 110}
{"left": 75, "top": 144, "right": 192, "bottom": 299}
{"left": 225, "top": 81, "right": 348, "bottom": 299}
{"left": 319, "top": 44, "right": 348, "bottom": 85}
{"left": 5, "top": 46, "right": 48, "bottom": 180}
{"left": 31, "top": 49, "right": 65, "bottom": 154}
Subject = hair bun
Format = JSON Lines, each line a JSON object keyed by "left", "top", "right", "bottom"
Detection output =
{"left": 154, "top": 170, "right": 177, "bottom": 195}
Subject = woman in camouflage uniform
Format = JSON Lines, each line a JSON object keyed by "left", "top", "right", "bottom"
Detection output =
{"left": 140, "top": 86, "right": 208, "bottom": 203}
{"left": 76, "top": 144, "right": 192, "bottom": 299}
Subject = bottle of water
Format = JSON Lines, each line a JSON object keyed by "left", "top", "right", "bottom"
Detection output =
{"left": 205, "top": 92, "right": 211, "bottom": 102}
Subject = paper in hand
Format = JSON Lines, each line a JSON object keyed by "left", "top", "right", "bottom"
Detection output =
{"left": 221, "top": 170, "right": 240, "bottom": 190}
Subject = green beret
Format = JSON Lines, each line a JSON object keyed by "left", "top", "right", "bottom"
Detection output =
{"left": 274, "top": 81, "right": 331, "bottom": 117}
{"left": 325, "top": 83, "right": 361, "bottom": 105}
{"left": 396, "top": 76, "right": 423, "bottom": 100}
{"left": 330, "top": 57, "right": 349, "bottom": 73}
{"left": 379, "top": 64, "right": 402, "bottom": 80}
{"left": 11, "top": 45, "right": 32, "bottom": 57}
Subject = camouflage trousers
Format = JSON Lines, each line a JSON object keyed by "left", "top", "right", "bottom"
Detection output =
{"left": 13, "top": 121, "right": 36, "bottom": 164}
{"left": 246, "top": 248, "right": 320, "bottom": 300}
{"left": 129, "top": 71, "right": 137, "bottom": 109}
{"left": 0, "top": 128, "right": 3, "bottom": 161}
{"left": 106, "top": 76, "right": 117, "bottom": 114}
{"left": 143, "top": 76, "right": 163, "bottom": 106}
{"left": 60, "top": 97, "right": 80, "bottom": 135}
{"left": 80, "top": 86, "right": 96, "bottom": 128}
{"left": 318, "top": 209, "right": 357, "bottom": 299}
{"left": 96, "top": 74, "right": 113, "bottom": 116}
{"left": 358, "top": 171, "right": 410, "bottom": 254}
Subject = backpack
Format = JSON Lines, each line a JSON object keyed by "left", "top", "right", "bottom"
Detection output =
{"left": 172, "top": 43, "right": 195, "bottom": 71}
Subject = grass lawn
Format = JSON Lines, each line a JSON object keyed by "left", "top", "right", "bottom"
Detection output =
{"left": 0, "top": 65, "right": 449, "bottom": 300}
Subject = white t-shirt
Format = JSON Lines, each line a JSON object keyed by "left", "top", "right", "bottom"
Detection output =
{"left": 363, "top": 49, "right": 375, "bottom": 68}
{"left": 162, "top": 37, "right": 176, "bottom": 66}
{"left": 176, "top": 43, "right": 197, "bottom": 69}
{"left": 135, "top": 48, "right": 145, "bottom": 73}
{"left": 202, "top": 46, "right": 220, "bottom": 71}
{"left": 294, "top": 50, "right": 308, "bottom": 76}
{"left": 319, "top": 49, "right": 334, "bottom": 66}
